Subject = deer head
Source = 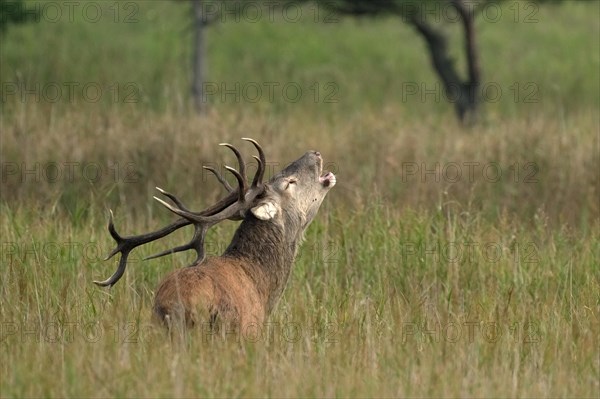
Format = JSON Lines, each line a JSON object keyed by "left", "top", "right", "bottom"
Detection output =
{"left": 250, "top": 150, "right": 335, "bottom": 235}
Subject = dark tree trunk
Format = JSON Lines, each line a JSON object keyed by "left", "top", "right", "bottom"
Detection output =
{"left": 453, "top": 0, "right": 481, "bottom": 122}
{"left": 191, "top": 0, "right": 206, "bottom": 114}
{"left": 407, "top": 0, "right": 481, "bottom": 123}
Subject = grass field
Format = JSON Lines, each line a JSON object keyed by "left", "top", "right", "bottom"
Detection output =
{"left": 1, "top": 0, "right": 599, "bottom": 397}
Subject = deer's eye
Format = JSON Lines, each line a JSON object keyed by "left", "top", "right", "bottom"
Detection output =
{"left": 285, "top": 179, "right": 297, "bottom": 190}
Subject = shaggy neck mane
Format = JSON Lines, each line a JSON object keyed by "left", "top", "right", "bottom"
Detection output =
{"left": 223, "top": 212, "right": 305, "bottom": 313}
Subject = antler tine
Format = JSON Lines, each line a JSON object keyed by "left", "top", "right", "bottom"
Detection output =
{"left": 94, "top": 249, "right": 131, "bottom": 287}
{"left": 144, "top": 223, "right": 208, "bottom": 263}
{"left": 224, "top": 166, "right": 246, "bottom": 203}
{"left": 153, "top": 164, "right": 251, "bottom": 225}
{"left": 104, "top": 210, "right": 122, "bottom": 260}
{"left": 94, "top": 210, "right": 191, "bottom": 287}
{"left": 203, "top": 166, "right": 233, "bottom": 193}
{"left": 155, "top": 187, "right": 191, "bottom": 211}
{"left": 154, "top": 196, "right": 203, "bottom": 224}
{"left": 251, "top": 156, "right": 263, "bottom": 188}
{"left": 242, "top": 138, "right": 266, "bottom": 188}
{"left": 220, "top": 143, "right": 247, "bottom": 194}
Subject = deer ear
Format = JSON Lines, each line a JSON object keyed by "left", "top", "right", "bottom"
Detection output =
{"left": 251, "top": 201, "right": 278, "bottom": 220}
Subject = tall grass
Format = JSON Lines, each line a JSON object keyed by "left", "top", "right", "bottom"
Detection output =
{"left": 1, "top": 0, "right": 598, "bottom": 397}
{"left": 1, "top": 200, "right": 597, "bottom": 397}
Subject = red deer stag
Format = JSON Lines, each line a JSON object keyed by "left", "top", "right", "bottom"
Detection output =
{"left": 94, "top": 138, "right": 336, "bottom": 334}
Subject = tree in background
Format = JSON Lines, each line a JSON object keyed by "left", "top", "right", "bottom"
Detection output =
{"left": 308, "top": 0, "right": 567, "bottom": 123}
{"left": 0, "top": 0, "right": 38, "bottom": 33}
{"left": 191, "top": 0, "right": 210, "bottom": 114}
{"left": 189, "top": 0, "right": 249, "bottom": 113}
{"left": 311, "top": 0, "right": 482, "bottom": 123}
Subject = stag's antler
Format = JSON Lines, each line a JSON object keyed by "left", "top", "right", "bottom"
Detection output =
{"left": 93, "top": 138, "right": 266, "bottom": 288}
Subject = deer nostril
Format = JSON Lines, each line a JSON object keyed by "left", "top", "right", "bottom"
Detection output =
{"left": 315, "top": 151, "right": 321, "bottom": 157}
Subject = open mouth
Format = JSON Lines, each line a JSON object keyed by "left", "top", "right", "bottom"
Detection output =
{"left": 314, "top": 152, "right": 335, "bottom": 188}
{"left": 320, "top": 171, "right": 336, "bottom": 188}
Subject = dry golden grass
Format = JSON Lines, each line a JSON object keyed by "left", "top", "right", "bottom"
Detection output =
{"left": 2, "top": 104, "right": 597, "bottom": 226}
